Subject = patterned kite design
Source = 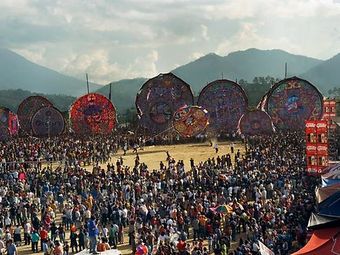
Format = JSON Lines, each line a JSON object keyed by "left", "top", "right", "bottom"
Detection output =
{"left": 0, "top": 107, "right": 19, "bottom": 141}
{"left": 173, "top": 106, "right": 209, "bottom": 137}
{"left": 31, "top": 106, "right": 65, "bottom": 137}
{"left": 263, "top": 77, "right": 323, "bottom": 130}
{"left": 238, "top": 109, "right": 274, "bottom": 136}
{"left": 17, "top": 96, "right": 53, "bottom": 134}
{"left": 197, "top": 79, "right": 248, "bottom": 133}
{"left": 136, "top": 73, "right": 194, "bottom": 133}
{"left": 70, "top": 93, "right": 116, "bottom": 134}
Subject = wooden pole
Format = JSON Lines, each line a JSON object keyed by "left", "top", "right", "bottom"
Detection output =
{"left": 86, "top": 73, "right": 90, "bottom": 94}
{"left": 109, "top": 83, "right": 112, "bottom": 100}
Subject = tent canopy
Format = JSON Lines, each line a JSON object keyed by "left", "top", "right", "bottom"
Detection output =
{"left": 316, "top": 183, "right": 340, "bottom": 203}
{"left": 76, "top": 250, "right": 121, "bottom": 255}
{"left": 292, "top": 227, "right": 340, "bottom": 255}
{"left": 321, "top": 163, "right": 340, "bottom": 187}
{"left": 307, "top": 212, "right": 340, "bottom": 229}
{"left": 318, "top": 191, "right": 340, "bottom": 218}
{"left": 322, "top": 163, "right": 340, "bottom": 178}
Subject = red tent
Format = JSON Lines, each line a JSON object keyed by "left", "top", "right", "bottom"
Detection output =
{"left": 292, "top": 227, "right": 340, "bottom": 255}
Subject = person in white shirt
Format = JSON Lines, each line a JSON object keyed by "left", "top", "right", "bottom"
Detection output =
{"left": 4, "top": 216, "right": 11, "bottom": 228}
{"left": 24, "top": 222, "right": 32, "bottom": 245}
{"left": 214, "top": 143, "right": 218, "bottom": 153}
{"left": 102, "top": 226, "right": 108, "bottom": 238}
{"left": 13, "top": 225, "right": 21, "bottom": 246}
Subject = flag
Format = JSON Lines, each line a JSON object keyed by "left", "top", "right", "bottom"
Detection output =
{"left": 259, "top": 241, "right": 274, "bottom": 255}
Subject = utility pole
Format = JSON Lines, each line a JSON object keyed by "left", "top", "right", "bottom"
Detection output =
{"left": 109, "top": 83, "right": 112, "bottom": 100}
{"left": 86, "top": 73, "right": 90, "bottom": 94}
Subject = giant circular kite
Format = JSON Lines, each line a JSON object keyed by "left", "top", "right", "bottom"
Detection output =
{"left": 262, "top": 77, "right": 323, "bottom": 130}
{"left": 31, "top": 106, "right": 65, "bottom": 137}
{"left": 136, "top": 73, "right": 194, "bottom": 133}
{"left": 70, "top": 93, "right": 116, "bottom": 135}
{"left": 197, "top": 79, "right": 248, "bottom": 133}
{"left": 173, "top": 105, "right": 209, "bottom": 137}
{"left": 0, "top": 107, "right": 19, "bottom": 141}
{"left": 17, "top": 96, "right": 53, "bottom": 134}
{"left": 238, "top": 109, "right": 274, "bottom": 136}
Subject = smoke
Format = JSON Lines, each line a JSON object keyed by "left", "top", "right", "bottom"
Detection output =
{"left": 210, "top": 137, "right": 218, "bottom": 147}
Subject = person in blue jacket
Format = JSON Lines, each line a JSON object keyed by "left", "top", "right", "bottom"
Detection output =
{"left": 87, "top": 216, "right": 99, "bottom": 254}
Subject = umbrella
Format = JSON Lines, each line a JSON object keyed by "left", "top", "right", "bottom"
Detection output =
{"left": 135, "top": 244, "right": 148, "bottom": 255}
{"left": 215, "top": 204, "right": 233, "bottom": 214}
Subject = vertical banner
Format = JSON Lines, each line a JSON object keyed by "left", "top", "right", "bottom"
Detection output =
{"left": 306, "top": 120, "right": 317, "bottom": 173}
{"left": 329, "top": 99, "right": 336, "bottom": 118}
{"left": 305, "top": 120, "right": 329, "bottom": 174}
{"left": 323, "top": 99, "right": 330, "bottom": 119}
{"left": 316, "top": 120, "right": 329, "bottom": 173}
{"left": 323, "top": 99, "right": 337, "bottom": 129}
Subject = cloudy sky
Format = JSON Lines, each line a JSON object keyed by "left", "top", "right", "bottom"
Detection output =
{"left": 1, "top": 0, "right": 340, "bottom": 84}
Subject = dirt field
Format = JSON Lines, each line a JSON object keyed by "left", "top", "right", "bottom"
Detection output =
{"left": 17, "top": 141, "right": 245, "bottom": 255}
{"left": 108, "top": 140, "right": 244, "bottom": 170}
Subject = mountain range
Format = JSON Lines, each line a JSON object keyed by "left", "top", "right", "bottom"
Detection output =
{"left": 0, "top": 48, "right": 340, "bottom": 113}
{"left": 0, "top": 48, "right": 100, "bottom": 96}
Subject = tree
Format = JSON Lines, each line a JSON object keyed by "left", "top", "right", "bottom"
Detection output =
{"left": 328, "top": 87, "right": 340, "bottom": 97}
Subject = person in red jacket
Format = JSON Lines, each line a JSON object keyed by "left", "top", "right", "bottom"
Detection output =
{"left": 177, "top": 239, "right": 186, "bottom": 254}
{"left": 40, "top": 228, "right": 48, "bottom": 252}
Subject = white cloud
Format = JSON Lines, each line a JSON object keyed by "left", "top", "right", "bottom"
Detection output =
{"left": 56, "top": 49, "right": 160, "bottom": 84}
{"left": 200, "top": 25, "right": 209, "bottom": 41}
{"left": 126, "top": 50, "right": 159, "bottom": 78}
{"left": 1, "top": 0, "right": 340, "bottom": 83}
{"left": 192, "top": 52, "right": 205, "bottom": 60}
{"left": 216, "top": 22, "right": 300, "bottom": 55}
{"left": 14, "top": 46, "right": 46, "bottom": 63}
{"left": 61, "top": 50, "right": 123, "bottom": 84}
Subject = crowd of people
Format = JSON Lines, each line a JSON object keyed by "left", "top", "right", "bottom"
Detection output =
{"left": 0, "top": 131, "right": 319, "bottom": 255}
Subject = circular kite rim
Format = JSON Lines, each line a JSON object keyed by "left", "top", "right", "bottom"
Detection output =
{"left": 263, "top": 76, "right": 324, "bottom": 115}
{"left": 17, "top": 95, "right": 53, "bottom": 114}
{"left": 69, "top": 92, "right": 117, "bottom": 134}
{"left": 173, "top": 105, "right": 209, "bottom": 137}
{"left": 0, "top": 107, "right": 13, "bottom": 113}
{"left": 31, "top": 106, "right": 65, "bottom": 137}
{"left": 197, "top": 79, "right": 249, "bottom": 106}
{"left": 16, "top": 95, "right": 53, "bottom": 133}
{"left": 238, "top": 108, "right": 274, "bottom": 135}
{"left": 135, "top": 72, "right": 195, "bottom": 118}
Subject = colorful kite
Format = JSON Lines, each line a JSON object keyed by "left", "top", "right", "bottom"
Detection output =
{"left": 262, "top": 77, "right": 323, "bottom": 130}
{"left": 238, "top": 109, "right": 274, "bottom": 136}
{"left": 173, "top": 105, "right": 209, "bottom": 137}
{"left": 136, "top": 73, "right": 194, "bottom": 133}
{"left": 0, "top": 107, "right": 19, "bottom": 141}
{"left": 17, "top": 96, "right": 53, "bottom": 134}
{"left": 31, "top": 106, "right": 65, "bottom": 137}
{"left": 197, "top": 79, "right": 248, "bottom": 133}
{"left": 70, "top": 93, "right": 116, "bottom": 134}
